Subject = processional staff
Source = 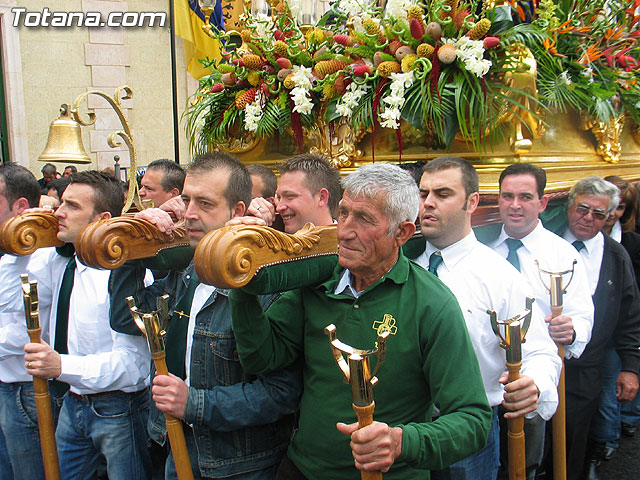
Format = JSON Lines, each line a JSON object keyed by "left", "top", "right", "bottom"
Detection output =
{"left": 126, "top": 295, "right": 194, "bottom": 480}
{"left": 324, "top": 324, "right": 389, "bottom": 480}
{"left": 488, "top": 297, "right": 534, "bottom": 480}
{"left": 21, "top": 274, "right": 61, "bottom": 480}
{"left": 535, "top": 260, "right": 577, "bottom": 480}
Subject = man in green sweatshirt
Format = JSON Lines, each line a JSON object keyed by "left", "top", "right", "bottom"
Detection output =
{"left": 230, "top": 163, "right": 492, "bottom": 479}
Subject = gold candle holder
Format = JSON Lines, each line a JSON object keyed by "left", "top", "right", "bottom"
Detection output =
{"left": 324, "top": 324, "right": 388, "bottom": 480}
{"left": 126, "top": 296, "right": 194, "bottom": 480}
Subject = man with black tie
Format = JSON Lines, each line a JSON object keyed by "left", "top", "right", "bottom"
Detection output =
{"left": 23, "top": 171, "right": 152, "bottom": 479}
{"left": 561, "top": 176, "right": 640, "bottom": 480}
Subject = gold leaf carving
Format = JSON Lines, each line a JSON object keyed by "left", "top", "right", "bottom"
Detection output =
{"left": 194, "top": 223, "right": 338, "bottom": 288}
{"left": 75, "top": 216, "right": 190, "bottom": 269}
{"left": 0, "top": 211, "right": 63, "bottom": 255}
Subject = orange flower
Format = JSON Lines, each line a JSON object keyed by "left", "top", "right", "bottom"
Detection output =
{"left": 605, "top": 26, "right": 625, "bottom": 41}
{"left": 543, "top": 38, "right": 559, "bottom": 55}
{"left": 555, "top": 20, "right": 575, "bottom": 34}
{"left": 578, "top": 44, "right": 603, "bottom": 65}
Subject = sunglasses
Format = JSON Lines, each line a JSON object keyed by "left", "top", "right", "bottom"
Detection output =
{"left": 575, "top": 203, "right": 608, "bottom": 221}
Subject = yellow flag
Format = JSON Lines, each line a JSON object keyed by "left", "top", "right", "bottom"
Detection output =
{"left": 174, "top": 0, "right": 223, "bottom": 79}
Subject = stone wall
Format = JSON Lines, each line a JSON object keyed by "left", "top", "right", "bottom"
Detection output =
{"left": 0, "top": 0, "right": 196, "bottom": 177}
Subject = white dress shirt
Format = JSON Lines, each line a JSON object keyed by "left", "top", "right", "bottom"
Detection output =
{"left": 415, "top": 232, "right": 561, "bottom": 420}
{"left": 0, "top": 248, "right": 55, "bottom": 383}
{"left": 42, "top": 250, "right": 151, "bottom": 395}
{"left": 492, "top": 221, "right": 595, "bottom": 359}
{"left": 563, "top": 230, "right": 605, "bottom": 295}
{"left": 610, "top": 221, "right": 622, "bottom": 243}
{"left": 185, "top": 281, "right": 216, "bottom": 385}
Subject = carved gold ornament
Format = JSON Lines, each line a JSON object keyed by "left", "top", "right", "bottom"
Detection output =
{"left": 0, "top": 211, "right": 63, "bottom": 255}
{"left": 194, "top": 223, "right": 337, "bottom": 288}
{"left": 75, "top": 216, "right": 190, "bottom": 269}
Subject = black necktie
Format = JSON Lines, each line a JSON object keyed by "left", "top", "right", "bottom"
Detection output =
{"left": 52, "top": 255, "right": 76, "bottom": 397}
{"left": 165, "top": 274, "right": 200, "bottom": 379}
{"left": 428, "top": 252, "right": 443, "bottom": 277}
{"left": 572, "top": 240, "right": 586, "bottom": 252}
{"left": 505, "top": 238, "right": 524, "bottom": 272}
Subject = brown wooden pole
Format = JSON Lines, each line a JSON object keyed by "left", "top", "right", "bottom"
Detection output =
{"left": 27, "top": 327, "right": 60, "bottom": 480}
{"left": 550, "top": 304, "right": 567, "bottom": 480}
{"left": 152, "top": 351, "right": 194, "bottom": 480}
{"left": 506, "top": 360, "right": 526, "bottom": 480}
{"left": 352, "top": 402, "right": 382, "bottom": 480}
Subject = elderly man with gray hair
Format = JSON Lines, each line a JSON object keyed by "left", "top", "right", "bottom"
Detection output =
{"left": 561, "top": 176, "right": 640, "bottom": 480}
{"left": 230, "top": 163, "right": 491, "bottom": 479}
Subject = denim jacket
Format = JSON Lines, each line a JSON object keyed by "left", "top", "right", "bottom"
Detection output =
{"left": 110, "top": 262, "right": 301, "bottom": 478}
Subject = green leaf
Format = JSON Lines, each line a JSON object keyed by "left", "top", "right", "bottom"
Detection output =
{"left": 325, "top": 99, "right": 341, "bottom": 123}
{"left": 401, "top": 84, "right": 424, "bottom": 130}
{"left": 489, "top": 5, "right": 514, "bottom": 35}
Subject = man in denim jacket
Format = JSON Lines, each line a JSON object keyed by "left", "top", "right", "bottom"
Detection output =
{"left": 110, "top": 153, "right": 301, "bottom": 479}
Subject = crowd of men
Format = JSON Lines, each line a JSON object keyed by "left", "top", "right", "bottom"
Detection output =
{"left": 0, "top": 153, "right": 638, "bottom": 480}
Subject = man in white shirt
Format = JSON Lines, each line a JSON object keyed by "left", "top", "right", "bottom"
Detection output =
{"left": 411, "top": 156, "right": 560, "bottom": 480}
{"left": 0, "top": 164, "right": 58, "bottom": 480}
{"left": 492, "top": 163, "right": 594, "bottom": 478}
{"left": 561, "top": 177, "right": 640, "bottom": 480}
{"left": 23, "top": 171, "right": 152, "bottom": 479}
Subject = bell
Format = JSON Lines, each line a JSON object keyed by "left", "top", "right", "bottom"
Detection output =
{"left": 38, "top": 104, "right": 91, "bottom": 164}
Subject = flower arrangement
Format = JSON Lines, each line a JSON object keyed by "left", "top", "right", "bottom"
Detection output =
{"left": 184, "top": 0, "right": 640, "bottom": 158}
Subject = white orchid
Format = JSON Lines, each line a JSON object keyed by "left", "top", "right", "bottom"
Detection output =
{"left": 378, "top": 71, "right": 414, "bottom": 130}
{"left": 244, "top": 91, "right": 265, "bottom": 132}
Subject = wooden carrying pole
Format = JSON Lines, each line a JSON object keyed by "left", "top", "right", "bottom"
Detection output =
{"left": 126, "top": 297, "right": 193, "bottom": 480}
{"left": 489, "top": 299, "right": 533, "bottom": 480}
{"left": 551, "top": 305, "right": 567, "bottom": 480}
{"left": 536, "top": 262, "right": 574, "bottom": 480}
{"left": 21, "top": 275, "right": 60, "bottom": 480}
{"left": 505, "top": 336, "right": 526, "bottom": 480}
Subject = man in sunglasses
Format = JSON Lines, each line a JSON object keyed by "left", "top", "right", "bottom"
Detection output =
{"left": 562, "top": 176, "right": 640, "bottom": 480}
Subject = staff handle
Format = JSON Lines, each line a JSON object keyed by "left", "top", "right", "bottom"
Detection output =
{"left": 152, "top": 351, "right": 194, "bottom": 480}
{"left": 550, "top": 304, "right": 567, "bottom": 480}
{"left": 352, "top": 402, "right": 382, "bottom": 480}
{"left": 506, "top": 360, "right": 526, "bottom": 480}
{"left": 27, "top": 327, "right": 60, "bottom": 480}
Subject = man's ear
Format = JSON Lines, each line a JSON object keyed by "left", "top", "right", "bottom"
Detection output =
{"left": 539, "top": 194, "right": 549, "bottom": 212}
{"left": 95, "top": 211, "right": 112, "bottom": 222}
{"left": 466, "top": 192, "right": 480, "bottom": 214}
{"left": 394, "top": 221, "right": 417, "bottom": 247}
{"left": 231, "top": 201, "right": 246, "bottom": 218}
{"left": 11, "top": 197, "right": 30, "bottom": 216}
{"left": 317, "top": 188, "right": 329, "bottom": 207}
{"left": 169, "top": 188, "right": 180, "bottom": 198}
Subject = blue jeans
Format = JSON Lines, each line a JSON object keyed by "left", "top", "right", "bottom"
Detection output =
{"left": 164, "top": 425, "right": 279, "bottom": 480}
{"left": 589, "top": 348, "right": 621, "bottom": 447}
{"left": 56, "top": 389, "right": 151, "bottom": 480}
{"left": 621, "top": 388, "right": 640, "bottom": 427}
{"left": 431, "top": 407, "right": 499, "bottom": 480}
{"left": 0, "top": 381, "right": 63, "bottom": 480}
{"left": 0, "top": 421, "right": 13, "bottom": 479}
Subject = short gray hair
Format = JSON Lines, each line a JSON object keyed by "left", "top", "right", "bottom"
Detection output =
{"left": 342, "top": 163, "right": 419, "bottom": 234}
{"left": 568, "top": 176, "right": 620, "bottom": 214}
